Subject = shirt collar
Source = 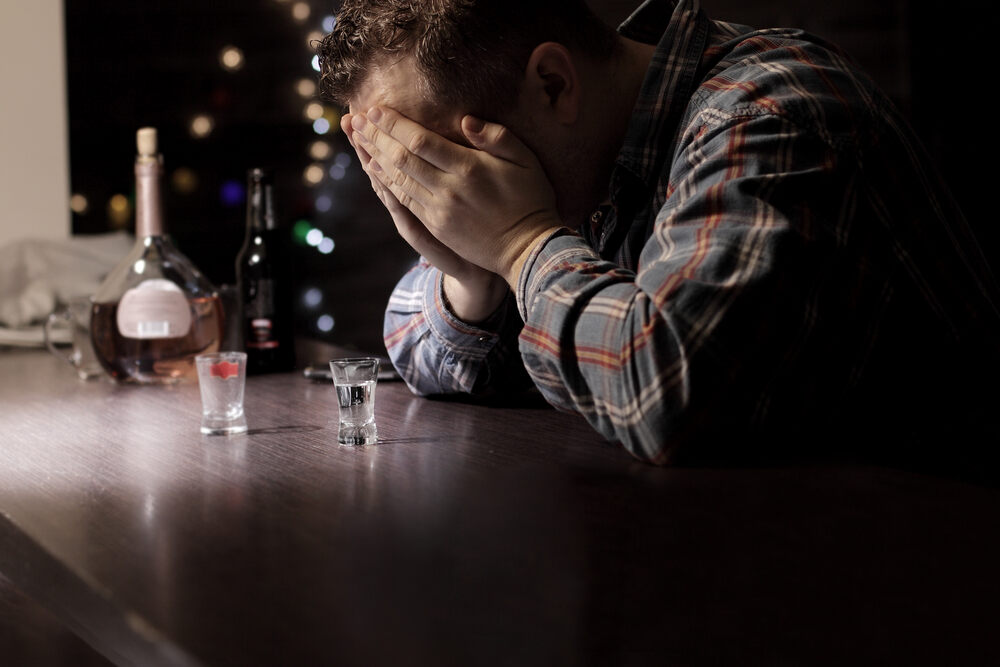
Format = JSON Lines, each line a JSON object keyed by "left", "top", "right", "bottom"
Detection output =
{"left": 615, "top": 0, "right": 710, "bottom": 191}
{"left": 594, "top": 0, "right": 710, "bottom": 256}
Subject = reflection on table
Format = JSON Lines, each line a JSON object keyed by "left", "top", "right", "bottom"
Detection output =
{"left": 1, "top": 347, "right": 999, "bottom": 666}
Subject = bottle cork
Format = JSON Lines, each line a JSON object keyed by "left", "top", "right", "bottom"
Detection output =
{"left": 136, "top": 127, "right": 158, "bottom": 157}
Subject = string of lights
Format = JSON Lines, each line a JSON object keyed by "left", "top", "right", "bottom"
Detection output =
{"left": 67, "top": 0, "right": 352, "bottom": 339}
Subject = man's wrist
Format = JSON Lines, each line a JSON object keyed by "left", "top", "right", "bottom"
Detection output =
{"left": 442, "top": 272, "right": 508, "bottom": 324}
{"left": 501, "top": 225, "right": 567, "bottom": 288}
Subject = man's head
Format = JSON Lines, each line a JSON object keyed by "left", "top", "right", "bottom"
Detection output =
{"left": 318, "top": 0, "right": 650, "bottom": 225}
{"left": 317, "top": 0, "right": 618, "bottom": 120}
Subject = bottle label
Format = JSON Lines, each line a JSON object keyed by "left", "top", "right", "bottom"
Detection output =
{"left": 117, "top": 279, "right": 193, "bottom": 339}
{"left": 246, "top": 317, "right": 279, "bottom": 349}
{"left": 244, "top": 278, "right": 280, "bottom": 350}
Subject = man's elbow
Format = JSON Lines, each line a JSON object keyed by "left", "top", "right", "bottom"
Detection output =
{"left": 607, "top": 406, "right": 737, "bottom": 466}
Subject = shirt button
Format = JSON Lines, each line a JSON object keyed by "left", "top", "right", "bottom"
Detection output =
{"left": 590, "top": 210, "right": 603, "bottom": 224}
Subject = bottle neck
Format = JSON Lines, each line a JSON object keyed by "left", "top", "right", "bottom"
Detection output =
{"left": 135, "top": 157, "right": 164, "bottom": 237}
{"left": 245, "top": 181, "right": 276, "bottom": 232}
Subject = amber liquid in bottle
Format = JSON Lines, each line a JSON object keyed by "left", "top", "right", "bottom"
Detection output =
{"left": 91, "top": 128, "right": 224, "bottom": 383}
{"left": 91, "top": 296, "right": 224, "bottom": 382}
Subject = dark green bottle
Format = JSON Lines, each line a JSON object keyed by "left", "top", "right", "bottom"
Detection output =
{"left": 235, "top": 168, "right": 296, "bottom": 374}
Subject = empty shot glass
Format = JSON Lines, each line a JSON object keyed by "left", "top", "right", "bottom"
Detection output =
{"left": 195, "top": 352, "right": 248, "bottom": 435}
{"left": 43, "top": 295, "right": 104, "bottom": 380}
{"left": 330, "top": 357, "right": 379, "bottom": 445}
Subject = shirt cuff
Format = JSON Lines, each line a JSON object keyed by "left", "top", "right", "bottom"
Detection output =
{"left": 422, "top": 270, "right": 506, "bottom": 358}
{"left": 515, "top": 228, "right": 601, "bottom": 321}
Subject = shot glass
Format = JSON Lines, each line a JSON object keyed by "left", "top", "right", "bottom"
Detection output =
{"left": 43, "top": 295, "right": 104, "bottom": 380}
{"left": 195, "top": 352, "right": 248, "bottom": 435}
{"left": 330, "top": 357, "right": 379, "bottom": 445}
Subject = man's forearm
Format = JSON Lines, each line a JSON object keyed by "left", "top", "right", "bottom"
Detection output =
{"left": 443, "top": 222, "right": 565, "bottom": 324}
{"left": 385, "top": 259, "right": 527, "bottom": 397}
{"left": 442, "top": 272, "right": 509, "bottom": 324}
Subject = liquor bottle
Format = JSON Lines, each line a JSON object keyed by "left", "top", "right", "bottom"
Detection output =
{"left": 90, "top": 127, "right": 225, "bottom": 383}
{"left": 235, "top": 168, "right": 296, "bottom": 374}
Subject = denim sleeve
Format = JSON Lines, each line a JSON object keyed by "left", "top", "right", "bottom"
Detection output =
{"left": 383, "top": 259, "right": 528, "bottom": 396}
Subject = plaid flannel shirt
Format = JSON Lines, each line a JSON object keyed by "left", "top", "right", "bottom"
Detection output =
{"left": 383, "top": 0, "right": 1000, "bottom": 462}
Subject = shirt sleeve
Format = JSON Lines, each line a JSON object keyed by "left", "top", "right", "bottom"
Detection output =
{"left": 516, "top": 112, "right": 854, "bottom": 463}
{"left": 383, "top": 259, "right": 528, "bottom": 396}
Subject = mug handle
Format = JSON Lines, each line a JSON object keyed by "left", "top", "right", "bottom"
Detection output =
{"left": 43, "top": 309, "right": 77, "bottom": 366}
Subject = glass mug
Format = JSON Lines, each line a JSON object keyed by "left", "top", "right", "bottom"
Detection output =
{"left": 43, "top": 296, "right": 104, "bottom": 380}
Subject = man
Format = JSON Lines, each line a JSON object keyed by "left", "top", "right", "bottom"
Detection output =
{"left": 318, "top": 0, "right": 1000, "bottom": 464}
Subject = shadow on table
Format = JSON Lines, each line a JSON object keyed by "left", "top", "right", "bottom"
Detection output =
{"left": 419, "top": 384, "right": 1000, "bottom": 487}
{"left": 373, "top": 436, "right": 440, "bottom": 446}
{"left": 0, "top": 572, "right": 113, "bottom": 667}
{"left": 427, "top": 387, "right": 552, "bottom": 410}
{"left": 666, "top": 426, "right": 1000, "bottom": 489}
{"left": 246, "top": 424, "right": 325, "bottom": 436}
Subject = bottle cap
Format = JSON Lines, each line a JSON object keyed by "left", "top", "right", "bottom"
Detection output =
{"left": 136, "top": 127, "right": 158, "bottom": 157}
{"left": 248, "top": 167, "right": 272, "bottom": 184}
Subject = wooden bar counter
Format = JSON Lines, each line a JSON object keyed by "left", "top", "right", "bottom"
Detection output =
{"left": 2, "top": 347, "right": 999, "bottom": 666}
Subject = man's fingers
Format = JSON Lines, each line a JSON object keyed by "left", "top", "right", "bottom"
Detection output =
{"left": 388, "top": 197, "right": 436, "bottom": 249}
{"left": 373, "top": 178, "right": 469, "bottom": 277}
{"left": 352, "top": 119, "right": 428, "bottom": 190}
{"left": 368, "top": 156, "right": 430, "bottom": 221}
{"left": 359, "top": 107, "right": 464, "bottom": 172}
{"left": 461, "top": 115, "right": 533, "bottom": 166}
{"left": 340, "top": 113, "right": 354, "bottom": 143}
{"left": 342, "top": 113, "right": 376, "bottom": 169}
{"left": 369, "top": 165, "right": 428, "bottom": 243}
{"left": 354, "top": 137, "right": 374, "bottom": 167}
{"left": 352, "top": 116, "right": 444, "bottom": 205}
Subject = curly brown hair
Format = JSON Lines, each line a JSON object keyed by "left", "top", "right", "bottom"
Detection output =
{"left": 317, "top": 0, "right": 619, "bottom": 117}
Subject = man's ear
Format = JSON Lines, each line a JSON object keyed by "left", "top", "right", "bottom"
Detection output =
{"left": 522, "top": 42, "right": 580, "bottom": 125}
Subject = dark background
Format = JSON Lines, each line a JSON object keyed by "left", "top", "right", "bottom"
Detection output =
{"left": 65, "top": 0, "right": 994, "bottom": 355}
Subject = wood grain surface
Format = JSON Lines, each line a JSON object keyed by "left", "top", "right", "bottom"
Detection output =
{"left": 2, "top": 348, "right": 999, "bottom": 666}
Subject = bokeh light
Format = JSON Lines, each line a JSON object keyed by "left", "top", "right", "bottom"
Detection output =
{"left": 317, "top": 314, "right": 335, "bottom": 332}
{"left": 304, "top": 102, "right": 324, "bottom": 121}
{"left": 219, "top": 46, "right": 245, "bottom": 71}
{"left": 293, "top": 2, "right": 311, "bottom": 22}
{"left": 70, "top": 193, "right": 88, "bottom": 214}
{"left": 311, "top": 55, "right": 321, "bottom": 72}
{"left": 318, "top": 237, "right": 335, "bottom": 254}
{"left": 107, "top": 194, "right": 132, "bottom": 228}
{"left": 303, "top": 287, "right": 322, "bottom": 308}
{"left": 303, "top": 164, "right": 325, "bottom": 185}
{"left": 323, "top": 108, "right": 341, "bottom": 131}
{"left": 296, "top": 78, "right": 316, "bottom": 98}
{"left": 293, "top": 219, "right": 313, "bottom": 245}
{"left": 189, "top": 114, "right": 214, "bottom": 138}
{"left": 172, "top": 167, "right": 198, "bottom": 194}
{"left": 220, "top": 180, "right": 245, "bottom": 207}
{"left": 305, "top": 228, "right": 324, "bottom": 246}
{"left": 330, "top": 151, "right": 351, "bottom": 179}
{"left": 312, "top": 118, "right": 330, "bottom": 134}
{"left": 315, "top": 194, "right": 332, "bottom": 212}
{"left": 306, "top": 30, "right": 323, "bottom": 48}
{"left": 322, "top": 15, "right": 336, "bottom": 32}
{"left": 309, "top": 140, "right": 331, "bottom": 160}
{"left": 211, "top": 87, "right": 233, "bottom": 109}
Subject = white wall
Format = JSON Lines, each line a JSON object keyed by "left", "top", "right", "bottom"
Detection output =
{"left": 0, "top": 0, "right": 71, "bottom": 247}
